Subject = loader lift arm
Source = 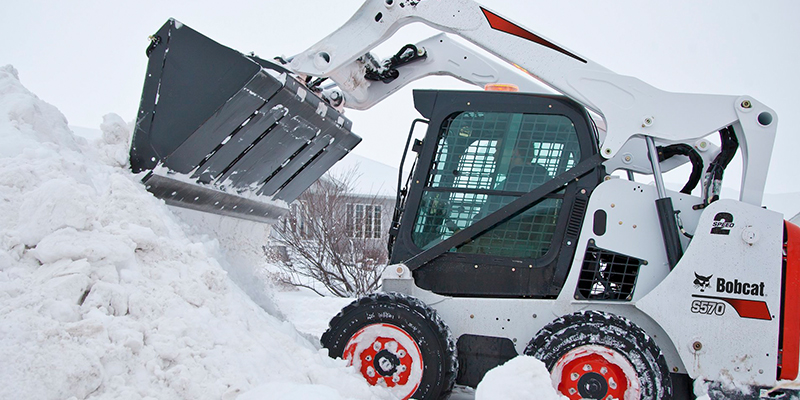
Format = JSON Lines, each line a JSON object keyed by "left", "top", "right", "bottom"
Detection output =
{"left": 287, "top": 0, "right": 777, "bottom": 207}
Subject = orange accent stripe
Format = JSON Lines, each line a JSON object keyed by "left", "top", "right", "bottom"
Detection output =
{"left": 479, "top": 7, "right": 587, "bottom": 64}
{"left": 724, "top": 298, "right": 772, "bottom": 320}
{"left": 780, "top": 221, "right": 800, "bottom": 380}
{"left": 484, "top": 83, "right": 519, "bottom": 92}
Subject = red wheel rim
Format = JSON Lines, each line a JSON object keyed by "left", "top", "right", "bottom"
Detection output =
{"left": 551, "top": 345, "right": 641, "bottom": 400}
{"left": 343, "top": 323, "right": 424, "bottom": 400}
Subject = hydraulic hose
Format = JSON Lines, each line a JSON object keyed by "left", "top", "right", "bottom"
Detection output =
{"left": 696, "top": 126, "right": 739, "bottom": 209}
{"left": 657, "top": 143, "right": 704, "bottom": 195}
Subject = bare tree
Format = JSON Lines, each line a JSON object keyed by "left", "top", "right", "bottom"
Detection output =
{"left": 268, "top": 170, "right": 389, "bottom": 297}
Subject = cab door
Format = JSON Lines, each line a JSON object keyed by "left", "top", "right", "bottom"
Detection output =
{"left": 390, "top": 90, "right": 602, "bottom": 297}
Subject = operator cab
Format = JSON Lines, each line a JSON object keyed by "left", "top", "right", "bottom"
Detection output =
{"left": 389, "top": 90, "right": 603, "bottom": 298}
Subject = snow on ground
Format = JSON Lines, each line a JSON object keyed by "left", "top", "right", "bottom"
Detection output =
{"left": 0, "top": 65, "right": 394, "bottom": 400}
{"left": 272, "top": 289, "right": 353, "bottom": 339}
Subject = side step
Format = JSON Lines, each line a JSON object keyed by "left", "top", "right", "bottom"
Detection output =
{"left": 130, "top": 19, "right": 360, "bottom": 222}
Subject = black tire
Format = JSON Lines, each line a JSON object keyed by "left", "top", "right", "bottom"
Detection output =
{"left": 525, "top": 310, "right": 673, "bottom": 400}
{"left": 321, "top": 292, "right": 457, "bottom": 400}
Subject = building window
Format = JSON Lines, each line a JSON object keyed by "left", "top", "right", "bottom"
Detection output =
{"left": 356, "top": 204, "right": 364, "bottom": 238}
{"left": 286, "top": 202, "right": 309, "bottom": 238}
{"left": 346, "top": 204, "right": 354, "bottom": 237}
{"left": 347, "top": 203, "right": 382, "bottom": 239}
{"left": 373, "top": 206, "right": 382, "bottom": 239}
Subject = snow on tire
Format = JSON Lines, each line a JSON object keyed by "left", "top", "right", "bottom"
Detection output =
{"left": 525, "top": 310, "right": 673, "bottom": 400}
{"left": 321, "top": 293, "right": 457, "bottom": 400}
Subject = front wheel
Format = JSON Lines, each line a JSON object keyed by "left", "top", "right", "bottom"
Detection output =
{"left": 321, "top": 293, "right": 457, "bottom": 400}
{"left": 525, "top": 310, "right": 673, "bottom": 400}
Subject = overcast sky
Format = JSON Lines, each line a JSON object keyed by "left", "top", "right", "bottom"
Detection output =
{"left": 2, "top": 0, "right": 799, "bottom": 194}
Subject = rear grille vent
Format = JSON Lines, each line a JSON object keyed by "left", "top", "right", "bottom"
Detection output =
{"left": 566, "top": 196, "right": 588, "bottom": 239}
{"left": 575, "top": 243, "right": 644, "bottom": 301}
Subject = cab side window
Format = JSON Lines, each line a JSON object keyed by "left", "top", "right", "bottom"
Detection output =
{"left": 412, "top": 111, "right": 580, "bottom": 259}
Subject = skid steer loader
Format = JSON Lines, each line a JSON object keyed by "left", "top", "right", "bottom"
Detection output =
{"left": 129, "top": 1, "right": 799, "bottom": 399}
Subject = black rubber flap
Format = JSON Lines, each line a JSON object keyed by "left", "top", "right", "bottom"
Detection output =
{"left": 129, "top": 19, "right": 360, "bottom": 221}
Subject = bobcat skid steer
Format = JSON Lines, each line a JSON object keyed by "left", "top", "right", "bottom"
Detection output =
{"left": 129, "top": 1, "right": 800, "bottom": 399}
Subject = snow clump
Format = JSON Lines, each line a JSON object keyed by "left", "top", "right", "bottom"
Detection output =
{"left": 475, "top": 356, "right": 567, "bottom": 400}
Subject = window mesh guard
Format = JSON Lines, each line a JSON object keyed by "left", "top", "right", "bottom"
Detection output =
{"left": 576, "top": 243, "right": 644, "bottom": 300}
{"left": 412, "top": 111, "right": 581, "bottom": 258}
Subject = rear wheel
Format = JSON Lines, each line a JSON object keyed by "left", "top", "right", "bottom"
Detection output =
{"left": 321, "top": 293, "right": 457, "bottom": 400}
{"left": 525, "top": 310, "right": 672, "bottom": 400}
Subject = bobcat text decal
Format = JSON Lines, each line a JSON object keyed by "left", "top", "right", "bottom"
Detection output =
{"left": 716, "top": 277, "right": 765, "bottom": 297}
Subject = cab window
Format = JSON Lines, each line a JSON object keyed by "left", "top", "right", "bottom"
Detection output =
{"left": 412, "top": 111, "right": 580, "bottom": 259}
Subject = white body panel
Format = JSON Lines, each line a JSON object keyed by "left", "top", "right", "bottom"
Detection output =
{"left": 637, "top": 199, "right": 783, "bottom": 385}
{"left": 558, "top": 179, "right": 704, "bottom": 302}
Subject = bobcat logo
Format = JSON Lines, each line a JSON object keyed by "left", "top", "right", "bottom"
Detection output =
{"left": 694, "top": 273, "right": 713, "bottom": 292}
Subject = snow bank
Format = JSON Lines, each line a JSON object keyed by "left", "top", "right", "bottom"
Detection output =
{"left": 474, "top": 356, "right": 566, "bottom": 400}
{"left": 0, "top": 65, "right": 393, "bottom": 400}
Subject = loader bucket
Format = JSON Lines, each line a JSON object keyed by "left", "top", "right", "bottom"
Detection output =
{"left": 130, "top": 19, "right": 360, "bottom": 224}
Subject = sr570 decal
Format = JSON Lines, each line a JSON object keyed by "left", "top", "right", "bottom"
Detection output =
{"left": 691, "top": 299, "right": 726, "bottom": 316}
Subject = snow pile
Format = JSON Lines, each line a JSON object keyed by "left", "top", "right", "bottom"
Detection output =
{"left": 0, "top": 65, "right": 392, "bottom": 400}
{"left": 474, "top": 356, "right": 567, "bottom": 400}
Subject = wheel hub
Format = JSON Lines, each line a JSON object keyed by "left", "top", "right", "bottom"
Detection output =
{"left": 577, "top": 371, "right": 609, "bottom": 398}
{"left": 551, "top": 345, "right": 640, "bottom": 400}
{"left": 342, "top": 323, "right": 424, "bottom": 400}
{"left": 374, "top": 349, "right": 400, "bottom": 376}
